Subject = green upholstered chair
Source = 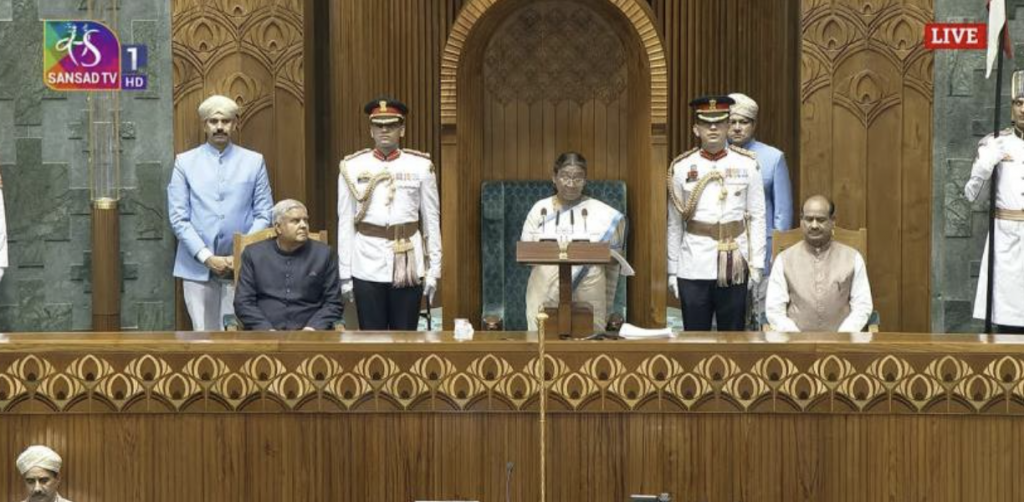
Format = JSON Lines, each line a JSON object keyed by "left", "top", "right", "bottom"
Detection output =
{"left": 480, "top": 180, "right": 627, "bottom": 330}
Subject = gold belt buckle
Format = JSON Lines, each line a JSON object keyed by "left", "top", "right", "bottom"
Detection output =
{"left": 392, "top": 224, "right": 413, "bottom": 252}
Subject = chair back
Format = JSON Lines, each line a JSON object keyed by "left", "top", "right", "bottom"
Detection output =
{"left": 233, "top": 229, "right": 329, "bottom": 285}
{"left": 480, "top": 180, "right": 627, "bottom": 330}
{"left": 772, "top": 226, "right": 867, "bottom": 264}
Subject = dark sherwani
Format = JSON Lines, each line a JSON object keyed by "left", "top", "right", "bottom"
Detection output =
{"left": 234, "top": 239, "right": 343, "bottom": 330}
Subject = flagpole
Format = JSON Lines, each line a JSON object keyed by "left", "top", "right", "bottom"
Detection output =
{"left": 985, "top": 25, "right": 1007, "bottom": 334}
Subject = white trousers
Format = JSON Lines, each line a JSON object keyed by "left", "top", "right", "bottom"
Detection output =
{"left": 183, "top": 279, "right": 235, "bottom": 331}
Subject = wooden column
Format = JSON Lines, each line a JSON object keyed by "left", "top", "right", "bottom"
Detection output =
{"left": 91, "top": 200, "right": 120, "bottom": 331}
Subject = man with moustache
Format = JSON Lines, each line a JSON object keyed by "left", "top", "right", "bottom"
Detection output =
{"left": 727, "top": 93, "right": 793, "bottom": 328}
{"left": 765, "top": 195, "right": 873, "bottom": 332}
{"left": 337, "top": 97, "right": 441, "bottom": 330}
{"left": 168, "top": 94, "right": 274, "bottom": 330}
{"left": 667, "top": 95, "right": 766, "bottom": 331}
{"left": 16, "top": 445, "right": 72, "bottom": 502}
{"left": 234, "top": 199, "right": 342, "bottom": 331}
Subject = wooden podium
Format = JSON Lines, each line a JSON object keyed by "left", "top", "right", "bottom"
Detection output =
{"left": 517, "top": 240, "right": 611, "bottom": 337}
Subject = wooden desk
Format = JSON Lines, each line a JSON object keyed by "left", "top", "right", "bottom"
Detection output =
{"left": 1, "top": 331, "right": 1023, "bottom": 501}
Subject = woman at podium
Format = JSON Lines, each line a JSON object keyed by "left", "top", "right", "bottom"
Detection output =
{"left": 521, "top": 152, "right": 627, "bottom": 331}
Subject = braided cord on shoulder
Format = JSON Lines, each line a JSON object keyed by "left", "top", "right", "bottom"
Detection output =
{"left": 667, "top": 168, "right": 724, "bottom": 222}
{"left": 339, "top": 161, "right": 394, "bottom": 223}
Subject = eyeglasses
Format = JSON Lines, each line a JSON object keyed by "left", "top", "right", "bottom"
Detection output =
{"left": 557, "top": 175, "right": 586, "bottom": 185}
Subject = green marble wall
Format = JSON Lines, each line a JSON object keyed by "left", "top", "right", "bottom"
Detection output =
{"left": 0, "top": 0, "right": 174, "bottom": 331}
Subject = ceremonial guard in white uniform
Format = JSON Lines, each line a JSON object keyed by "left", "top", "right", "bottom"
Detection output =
{"left": 965, "top": 71, "right": 1024, "bottom": 333}
{"left": 667, "top": 95, "right": 767, "bottom": 331}
{"left": 337, "top": 98, "right": 441, "bottom": 330}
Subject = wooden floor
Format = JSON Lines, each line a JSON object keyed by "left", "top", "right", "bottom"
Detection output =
{"left": 1, "top": 331, "right": 1022, "bottom": 501}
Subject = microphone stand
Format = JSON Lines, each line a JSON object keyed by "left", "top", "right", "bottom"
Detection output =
{"left": 536, "top": 310, "right": 549, "bottom": 502}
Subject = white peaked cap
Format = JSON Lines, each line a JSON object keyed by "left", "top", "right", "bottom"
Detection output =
{"left": 16, "top": 445, "right": 62, "bottom": 475}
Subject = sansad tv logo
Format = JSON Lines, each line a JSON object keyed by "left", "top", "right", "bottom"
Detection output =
{"left": 43, "top": 20, "right": 121, "bottom": 91}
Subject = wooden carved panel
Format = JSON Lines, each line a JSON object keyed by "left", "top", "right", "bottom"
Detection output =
{"left": 801, "top": 0, "right": 933, "bottom": 331}
{"left": 482, "top": 1, "right": 630, "bottom": 181}
{"left": 484, "top": 4, "right": 627, "bottom": 105}
{"left": 171, "top": 0, "right": 306, "bottom": 199}
{"left": 1, "top": 347, "right": 1022, "bottom": 415}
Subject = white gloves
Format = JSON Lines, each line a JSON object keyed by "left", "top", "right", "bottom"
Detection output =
{"left": 423, "top": 276, "right": 437, "bottom": 304}
{"left": 340, "top": 279, "right": 354, "bottom": 302}
{"left": 978, "top": 136, "right": 1011, "bottom": 176}
{"left": 748, "top": 268, "right": 762, "bottom": 288}
{"left": 668, "top": 275, "right": 679, "bottom": 300}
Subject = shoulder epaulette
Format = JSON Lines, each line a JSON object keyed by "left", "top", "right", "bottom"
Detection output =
{"left": 978, "top": 129, "right": 1014, "bottom": 145}
{"left": 403, "top": 148, "right": 432, "bottom": 159}
{"left": 342, "top": 148, "right": 371, "bottom": 163}
{"left": 728, "top": 144, "right": 756, "bottom": 159}
{"left": 669, "top": 147, "right": 699, "bottom": 168}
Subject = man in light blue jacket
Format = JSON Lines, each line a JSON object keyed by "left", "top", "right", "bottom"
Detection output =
{"left": 728, "top": 93, "right": 793, "bottom": 328}
{"left": 168, "top": 94, "right": 273, "bottom": 330}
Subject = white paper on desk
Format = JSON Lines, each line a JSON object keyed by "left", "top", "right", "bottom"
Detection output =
{"left": 619, "top": 323, "right": 673, "bottom": 339}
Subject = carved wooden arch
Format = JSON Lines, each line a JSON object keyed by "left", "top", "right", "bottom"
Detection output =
{"left": 438, "top": 0, "right": 671, "bottom": 330}
{"left": 439, "top": 0, "right": 668, "bottom": 127}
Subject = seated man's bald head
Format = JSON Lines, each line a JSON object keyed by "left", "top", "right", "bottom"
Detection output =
{"left": 802, "top": 195, "right": 835, "bottom": 218}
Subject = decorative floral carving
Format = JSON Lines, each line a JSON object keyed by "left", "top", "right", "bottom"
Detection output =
{"left": 894, "top": 373, "right": 944, "bottom": 411}
{"left": 925, "top": 355, "right": 974, "bottom": 389}
{"left": 866, "top": 354, "right": 914, "bottom": 390}
{"left": 778, "top": 372, "right": 828, "bottom": 411}
{"left": 800, "top": 0, "right": 933, "bottom": 125}
{"left": 483, "top": 4, "right": 627, "bottom": 105}
{"left": 549, "top": 372, "right": 598, "bottom": 410}
{"left": 172, "top": 0, "right": 305, "bottom": 134}
{"left": 467, "top": 354, "right": 514, "bottom": 389}
{"left": 580, "top": 354, "right": 627, "bottom": 388}
{"left": 0, "top": 351, "right": 1021, "bottom": 414}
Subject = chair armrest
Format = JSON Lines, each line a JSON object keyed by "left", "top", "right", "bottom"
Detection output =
{"left": 866, "top": 311, "right": 880, "bottom": 333}
{"left": 223, "top": 314, "right": 241, "bottom": 331}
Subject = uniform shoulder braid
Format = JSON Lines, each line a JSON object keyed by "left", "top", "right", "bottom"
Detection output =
{"left": 402, "top": 148, "right": 436, "bottom": 174}
{"left": 728, "top": 144, "right": 756, "bottom": 159}
{"left": 978, "top": 127, "right": 1018, "bottom": 146}
{"left": 669, "top": 147, "right": 700, "bottom": 171}
{"left": 342, "top": 148, "right": 371, "bottom": 163}
{"left": 402, "top": 148, "right": 431, "bottom": 159}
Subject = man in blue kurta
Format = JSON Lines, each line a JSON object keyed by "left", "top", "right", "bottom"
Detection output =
{"left": 728, "top": 93, "right": 793, "bottom": 328}
{"left": 168, "top": 94, "right": 274, "bottom": 330}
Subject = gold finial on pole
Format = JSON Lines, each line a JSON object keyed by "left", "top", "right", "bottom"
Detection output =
{"left": 536, "top": 309, "right": 548, "bottom": 502}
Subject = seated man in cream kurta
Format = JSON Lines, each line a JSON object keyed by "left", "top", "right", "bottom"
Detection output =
{"left": 766, "top": 195, "right": 873, "bottom": 332}
{"left": 522, "top": 152, "right": 626, "bottom": 331}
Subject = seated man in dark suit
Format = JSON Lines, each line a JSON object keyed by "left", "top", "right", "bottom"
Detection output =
{"left": 234, "top": 199, "right": 343, "bottom": 330}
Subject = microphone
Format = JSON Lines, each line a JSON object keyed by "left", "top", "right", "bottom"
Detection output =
{"left": 540, "top": 208, "right": 547, "bottom": 233}
{"left": 570, "top": 209, "right": 575, "bottom": 231}
{"left": 505, "top": 461, "right": 514, "bottom": 502}
{"left": 581, "top": 208, "right": 588, "bottom": 233}
{"left": 555, "top": 209, "right": 560, "bottom": 228}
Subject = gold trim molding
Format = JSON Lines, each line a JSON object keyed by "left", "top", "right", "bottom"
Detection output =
{"left": 1, "top": 351, "right": 1023, "bottom": 414}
